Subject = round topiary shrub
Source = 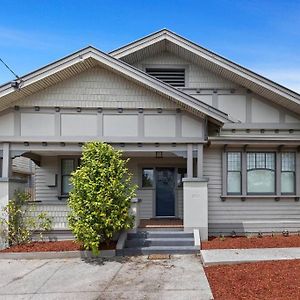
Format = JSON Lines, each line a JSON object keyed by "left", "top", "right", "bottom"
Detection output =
{"left": 68, "top": 142, "right": 137, "bottom": 253}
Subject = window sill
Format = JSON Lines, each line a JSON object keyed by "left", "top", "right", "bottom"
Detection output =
{"left": 221, "top": 195, "right": 300, "bottom": 202}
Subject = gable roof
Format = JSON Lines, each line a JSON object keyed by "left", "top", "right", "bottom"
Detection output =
{"left": 110, "top": 29, "right": 300, "bottom": 114}
{"left": 0, "top": 46, "right": 231, "bottom": 125}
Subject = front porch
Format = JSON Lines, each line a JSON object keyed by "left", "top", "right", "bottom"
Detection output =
{"left": 0, "top": 142, "right": 209, "bottom": 244}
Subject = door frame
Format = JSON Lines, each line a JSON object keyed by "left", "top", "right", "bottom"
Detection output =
{"left": 139, "top": 165, "right": 185, "bottom": 218}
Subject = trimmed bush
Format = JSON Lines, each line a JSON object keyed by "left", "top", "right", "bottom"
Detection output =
{"left": 68, "top": 142, "right": 137, "bottom": 253}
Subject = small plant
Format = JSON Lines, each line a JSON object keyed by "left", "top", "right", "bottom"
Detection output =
{"left": 282, "top": 230, "right": 289, "bottom": 237}
{"left": 0, "top": 191, "right": 52, "bottom": 246}
{"left": 219, "top": 234, "right": 225, "bottom": 241}
{"left": 68, "top": 142, "right": 137, "bottom": 254}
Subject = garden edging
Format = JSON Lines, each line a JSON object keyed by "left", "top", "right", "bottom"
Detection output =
{"left": 0, "top": 249, "right": 116, "bottom": 260}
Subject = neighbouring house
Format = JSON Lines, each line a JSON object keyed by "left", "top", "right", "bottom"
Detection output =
{"left": 0, "top": 29, "right": 300, "bottom": 244}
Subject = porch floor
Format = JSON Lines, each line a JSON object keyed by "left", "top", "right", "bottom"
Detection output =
{"left": 139, "top": 218, "right": 183, "bottom": 229}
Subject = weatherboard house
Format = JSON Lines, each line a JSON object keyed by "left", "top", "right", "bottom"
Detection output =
{"left": 1, "top": 30, "right": 300, "bottom": 244}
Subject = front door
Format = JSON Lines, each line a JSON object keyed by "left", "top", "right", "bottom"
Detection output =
{"left": 156, "top": 167, "right": 175, "bottom": 217}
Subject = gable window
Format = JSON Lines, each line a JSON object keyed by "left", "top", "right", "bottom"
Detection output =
{"left": 227, "top": 152, "right": 241, "bottom": 194}
{"left": 247, "top": 152, "right": 275, "bottom": 194}
{"left": 145, "top": 68, "right": 185, "bottom": 87}
{"left": 61, "top": 159, "right": 76, "bottom": 195}
{"left": 281, "top": 152, "right": 295, "bottom": 194}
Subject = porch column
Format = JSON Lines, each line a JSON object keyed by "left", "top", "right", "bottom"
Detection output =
{"left": 187, "top": 144, "right": 193, "bottom": 178}
{"left": 0, "top": 143, "right": 11, "bottom": 249}
{"left": 183, "top": 143, "right": 208, "bottom": 241}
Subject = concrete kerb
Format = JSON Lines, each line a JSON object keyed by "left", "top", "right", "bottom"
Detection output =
{"left": 0, "top": 249, "right": 116, "bottom": 260}
{"left": 200, "top": 247, "right": 300, "bottom": 266}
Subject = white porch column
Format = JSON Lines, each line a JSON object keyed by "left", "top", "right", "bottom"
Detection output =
{"left": 187, "top": 144, "right": 193, "bottom": 178}
{"left": 183, "top": 143, "right": 208, "bottom": 241}
{"left": 0, "top": 143, "right": 11, "bottom": 249}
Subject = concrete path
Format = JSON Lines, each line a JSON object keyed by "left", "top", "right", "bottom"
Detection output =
{"left": 201, "top": 247, "right": 300, "bottom": 266}
{"left": 0, "top": 255, "right": 213, "bottom": 300}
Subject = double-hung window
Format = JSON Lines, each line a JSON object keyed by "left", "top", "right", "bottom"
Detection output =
{"left": 247, "top": 152, "right": 275, "bottom": 194}
{"left": 227, "top": 152, "right": 241, "bottom": 194}
{"left": 61, "top": 159, "right": 76, "bottom": 195}
{"left": 281, "top": 152, "right": 295, "bottom": 194}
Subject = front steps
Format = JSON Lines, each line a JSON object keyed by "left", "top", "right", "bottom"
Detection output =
{"left": 119, "top": 230, "right": 199, "bottom": 256}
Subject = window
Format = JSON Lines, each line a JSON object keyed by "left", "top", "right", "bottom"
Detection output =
{"left": 142, "top": 168, "right": 154, "bottom": 188}
{"left": 177, "top": 168, "right": 187, "bottom": 187}
{"left": 145, "top": 68, "right": 185, "bottom": 87}
{"left": 227, "top": 152, "right": 241, "bottom": 194}
{"left": 61, "top": 159, "right": 76, "bottom": 195}
{"left": 281, "top": 152, "right": 295, "bottom": 194}
{"left": 247, "top": 152, "right": 275, "bottom": 194}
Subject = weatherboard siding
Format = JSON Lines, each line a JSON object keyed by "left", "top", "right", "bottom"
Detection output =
{"left": 132, "top": 51, "right": 238, "bottom": 89}
{"left": 203, "top": 147, "right": 300, "bottom": 234}
{"left": 17, "top": 66, "right": 178, "bottom": 109}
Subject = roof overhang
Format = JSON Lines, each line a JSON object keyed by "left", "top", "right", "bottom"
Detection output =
{"left": 110, "top": 29, "right": 300, "bottom": 114}
{"left": 0, "top": 46, "right": 231, "bottom": 125}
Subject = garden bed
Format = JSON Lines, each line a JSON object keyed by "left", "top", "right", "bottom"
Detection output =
{"left": 205, "top": 259, "right": 300, "bottom": 300}
{"left": 202, "top": 234, "right": 300, "bottom": 249}
{"left": 0, "top": 240, "right": 116, "bottom": 253}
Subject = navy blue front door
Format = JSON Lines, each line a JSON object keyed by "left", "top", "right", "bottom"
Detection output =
{"left": 156, "top": 168, "right": 175, "bottom": 216}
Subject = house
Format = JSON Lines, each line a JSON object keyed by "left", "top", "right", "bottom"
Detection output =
{"left": 1, "top": 29, "right": 300, "bottom": 244}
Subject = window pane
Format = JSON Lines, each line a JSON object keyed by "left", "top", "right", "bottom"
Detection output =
{"left": 247, "top": 170, "right": 275, "bottom": 193}
{"left": 142, "top": 168, "right": 154, "bottom": 187}
{"left": 227, "top": 172, "right": 241, "bottom": 194}
{"left": 281, "top": 172, "right": 295, "bottom": 194}
{"left": 177, "top": 168, "right": 187, "bottom": 187}
{"left": 282, "top": 153, "right": 295, "bottom": 171}
{"left": 62, "top": 159, "right": 75, "bottom": 175}
{"left": 247, "top": 153, "right": 256, "bottom": 170}
{"left": 62, "top": 176, "right": 72, "bottom": 194}
{"left": 256, "top": 153, "right": 265, "bottom": 169}
{"left": 227, "top": 152, "right": 241, "bottom": 171}
{"left": 265, "top": 153, "right": 275, "bottom": 170}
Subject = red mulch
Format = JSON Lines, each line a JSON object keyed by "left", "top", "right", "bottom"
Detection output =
{"left": 0, "top": 240, "right": 116, "bottom": 252}
{"left": 205, "top": 260, "right": 300, "bottom": 300}
{"left": 202, "top": 235, "right": 300, "bottom": 250}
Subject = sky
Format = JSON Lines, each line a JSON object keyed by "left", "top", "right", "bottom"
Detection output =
{"left": 0, "top": 0, "right": 299, "bottom": 92}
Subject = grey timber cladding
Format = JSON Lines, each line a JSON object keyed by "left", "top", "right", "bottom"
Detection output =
{"left": 133, "top": 51, "right": 239, "bottom": 89}
{"left": 16, "top": 66, "right": 178, "bottom": 109}
{"left": 203, "top": 147, "right": 300, "bottom": 234}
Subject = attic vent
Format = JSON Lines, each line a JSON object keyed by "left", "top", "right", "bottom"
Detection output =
{"left": 145, "top": 68, "right": 185, "bottom": 87}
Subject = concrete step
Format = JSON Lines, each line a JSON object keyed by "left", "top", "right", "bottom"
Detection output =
{"left": 127, "top": 231, "right": 194, "bottom": 240}
{"left": 125, "top": 237, "right": 195, "bottom": 247}
{"left": 122, "top": 245, "right": 199, "bottom": 256}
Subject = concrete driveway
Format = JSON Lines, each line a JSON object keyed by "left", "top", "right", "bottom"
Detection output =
{"left": 0, "top": 255, "right": 213, "bottom": 300}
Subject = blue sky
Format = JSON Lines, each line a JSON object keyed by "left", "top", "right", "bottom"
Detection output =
{"left": 0, "top": 0, "right": 299, "bottom": 92}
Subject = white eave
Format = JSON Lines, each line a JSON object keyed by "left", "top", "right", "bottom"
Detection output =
{"left": 110, "top": 29, "right": 300, "bottom": 114}
{"left": 0, "top": 46, "right": 231, "bottom": 125}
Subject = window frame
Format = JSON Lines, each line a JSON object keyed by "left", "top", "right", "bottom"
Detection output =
{"left": 246, "top": 152, "right": 276, "bottom": 195}
{"left": 281, "top": 152, "right": 296, "bottom": 195}
{"left": 226, "top": 152, "right": 242, "bottom": 195}
{"left": 59, "top": 157, "right": 80, "bottom": 197}
{"left": 141, "top": 167, "right": 155, "bottom": 189}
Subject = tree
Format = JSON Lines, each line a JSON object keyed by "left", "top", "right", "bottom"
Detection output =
{"left": 68, "top": 142, "right": 137, "bottom": 253}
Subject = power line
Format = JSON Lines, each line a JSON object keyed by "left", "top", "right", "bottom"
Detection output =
{"left": 0, "top": 57, "right": 20, "bottom": 79}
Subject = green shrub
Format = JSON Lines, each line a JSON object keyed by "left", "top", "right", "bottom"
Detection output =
{"left": 0, "top": 191, "right": 52, "bottom": 246}
{"left": 68, "top": 142, "right": 137, "bottom": 253}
